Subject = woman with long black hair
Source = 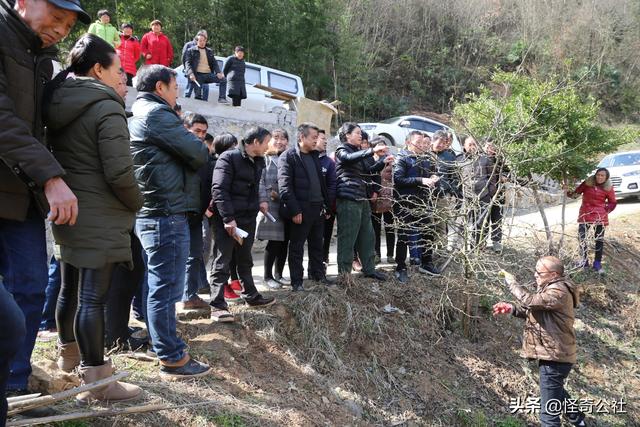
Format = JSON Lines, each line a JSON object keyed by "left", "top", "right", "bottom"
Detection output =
{"left": 44, "top": 34, "right": 143, "bottom": 403}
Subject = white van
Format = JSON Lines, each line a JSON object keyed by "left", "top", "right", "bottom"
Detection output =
{"left": 174, "top": 56, "right": 305, "bottom": 112}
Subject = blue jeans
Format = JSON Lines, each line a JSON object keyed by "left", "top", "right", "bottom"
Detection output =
{"left": 0, "top": 279, "right": 26, "bottom": 425}
{"left": 409, "top": 232, "right": 421, "bottom": 260}
{"left": 40, "top": 256, "right": 61, "bottom": 330}
{"left": 0, "top": 216, "right": 48, "bottom": 390}
{"left": 194, "top": 72, "right": 227, "bottom": 101}
{"left": 135, "top": 215, "right": 189, "bottom": 363}
{"left": 183, "top": 215, "right": 205, "bottom": 301}
{"left": 539, "top": 360, "right": 585, "bottom": 427}
{"left": 184, "top": 79, "right": 194, "bottom": 98}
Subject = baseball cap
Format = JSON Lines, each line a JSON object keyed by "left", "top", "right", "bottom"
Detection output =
{"left": 47, "top": 0, "right": 91, "bottom": 25}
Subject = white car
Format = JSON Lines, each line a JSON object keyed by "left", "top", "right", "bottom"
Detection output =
{"left": 173, "top": 57, "right": 304, "bottom": 113}
{"left": 596, "top": 150, "right": 640, "bottom": 199}
{"left": 359, "top": 115, "right": 461, "bottom": 152}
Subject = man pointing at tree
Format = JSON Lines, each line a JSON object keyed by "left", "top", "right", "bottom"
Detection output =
{"left": 493, "top": 256, "right": 586, "bottom": 427}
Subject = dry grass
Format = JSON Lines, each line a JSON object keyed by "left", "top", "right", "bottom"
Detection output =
{"left": 18, "top": 215, "right": 640, "bottom": 426}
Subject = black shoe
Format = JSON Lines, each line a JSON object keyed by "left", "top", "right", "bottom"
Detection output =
{"left": 364, "top": 270, "right": 388, "bottom": 281}
{"left": 418, "top": 264, "right": 442, "bottom": 277}
{"left": 291, "top": 284, "right": 305, "bottom": 292}
{"left": 160, "top": 357, "right": 211, "bottom": 379}
{"left": 246, "top": 294, "right": 276, "bottom": 307}
{"left": 6, "top": 390, "right": 59, "bottom": 417}
{"left": 394, "top": 270, "right": 409, "bottom": 283}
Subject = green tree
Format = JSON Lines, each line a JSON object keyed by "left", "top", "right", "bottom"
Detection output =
{"left": 453, "top": 71, "right": 638, "bottom": 252}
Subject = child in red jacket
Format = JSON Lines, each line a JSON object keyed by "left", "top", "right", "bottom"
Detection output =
{"left": 116, "top": 23, "right": 141, "bottom": 86}
{"left": 568, "top": 167, "right": 617, "bottom": 272}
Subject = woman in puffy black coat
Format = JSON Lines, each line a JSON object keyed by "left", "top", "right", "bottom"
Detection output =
{"left": 224, "top": 46, "right": 247, "bottom": 107}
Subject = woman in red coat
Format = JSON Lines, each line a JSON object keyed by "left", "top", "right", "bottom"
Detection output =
{"left": 140, "top": 20, "right": 173, "bottom": 67}
{"left": 568, "top": 167, "right": 617, "bottom": 272}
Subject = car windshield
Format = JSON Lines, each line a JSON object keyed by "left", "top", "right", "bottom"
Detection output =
{"left": 380, "top": 116, "right": 403, "bottom": 124}
{"left": 608, "top": 153, "right": 640, "bottom": 167}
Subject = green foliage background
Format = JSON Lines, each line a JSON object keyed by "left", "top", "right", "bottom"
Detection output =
{"left": 63, "top": 0, "right": 640, "bottom": 124}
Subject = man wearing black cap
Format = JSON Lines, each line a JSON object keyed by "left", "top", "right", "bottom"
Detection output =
{"left": 0, "top": 0, "right": 89, "bottom": 421}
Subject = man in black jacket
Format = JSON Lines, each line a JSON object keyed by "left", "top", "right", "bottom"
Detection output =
{"left": 0, "top": 0, "right": 89, "bottom": 410}
{"left": 130, "top": 65, "right": 211, "bottom": 379}
{"left": 460, "top": 136, "right": 503, "bottom": 250}
{"left": 335, "top": 123, "right": 389, "bottom": 280}
{"left": 210, "top": 127, "right": 275, "bottom": 322}
{"left": 180, "top": 30, "right": 206, "bottom": 98}
{"left": 278, "top": 123, "right": 333, "bottom": 291}
{"left": 184, "top": 33, "right": 228, "bottom": 103}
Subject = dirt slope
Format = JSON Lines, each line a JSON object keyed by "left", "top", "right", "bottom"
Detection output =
{"left": 25, "top": 214, "right": 640, "bottom": 427}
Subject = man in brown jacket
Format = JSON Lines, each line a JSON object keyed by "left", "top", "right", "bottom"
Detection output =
{"left": 494, "top": 256, "right": 586, "bottom": 427}
{"left": 0, "top": 0, "right": 89, "bottom": 412}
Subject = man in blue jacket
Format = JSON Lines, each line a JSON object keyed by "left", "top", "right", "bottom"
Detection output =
{"left": 393, "top": 131, "right": 442, "bottom": 283}
{"left": 278, "top": 123, "right": 333, "bottom": 291}
{"left": 129, "top": 65, "right": 211, "bottom": 379}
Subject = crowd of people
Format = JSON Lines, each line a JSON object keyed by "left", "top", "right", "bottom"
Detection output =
{"left": 0, "top": 0, "right": 615, "bottom": 426}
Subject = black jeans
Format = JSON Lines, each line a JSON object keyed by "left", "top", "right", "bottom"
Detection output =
{"left": 489, "top": 201, "right": 504, "bottom": 243}
{"left": 210, "top": 219, "right": 258, "bottom": 309}
{"left": 105, "top": 233, "right": 145, "bottom": 349}
{"left": 56, "top": 262, "right": 115, "bottom": 366}
{"left": 538, "top": 360, "right": 585, "bottom": 427}
{"left": 394, "top": 200, "right": 434, "bottom": 271}
{"left": 471, "top": 201, "right": 504, "bottom": 245}
{"left": 372, "top": 211, "right": 395, "bottom": 258}
{"left": 323, "top": 214, "right": 335, "bottom": 264}
{"left": 0, "top": 280, "right": 26, "bottom": 425}
{"left": 264, "top": 222, "right": 289, "bottom": 280}
{"left": 288, "top": 203, "right": 326, "bottom": 286}
{"left": 578, "top": 223, "right": 605, "bottom": 263}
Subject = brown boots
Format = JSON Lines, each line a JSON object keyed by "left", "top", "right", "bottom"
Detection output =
{"left": 57, "top": 341, "right": 81, "bottom": 372}
{"left": 76, "top": 359, "right": 141, "bottom": 405}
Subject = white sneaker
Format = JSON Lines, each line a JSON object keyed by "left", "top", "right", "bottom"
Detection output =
{"left": 265, "top": 279, "right": 282, "bottom": 289}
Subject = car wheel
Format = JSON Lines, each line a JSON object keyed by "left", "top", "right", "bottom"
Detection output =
{"left": 379, "top": 134, "right": 395, "bottom": 146}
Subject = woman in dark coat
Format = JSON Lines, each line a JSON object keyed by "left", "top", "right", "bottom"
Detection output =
{"left": 44, "top": 34, "right": 143, "bottom": 403}
{"left": 223, "top": 46, "right": 247, "bottom": 107}
{"left": 568, "top": 167, "right": 617, "bottom": 272}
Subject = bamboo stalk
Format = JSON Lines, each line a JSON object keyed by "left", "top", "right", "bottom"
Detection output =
{"left": 7, "top": 403, "right": 168, "bottom": 427}
{"left": 6, "top": 394, "right": 41, "bottom": 404}
{"left": 8, "top": 371, "right": 129, "bottom": 415}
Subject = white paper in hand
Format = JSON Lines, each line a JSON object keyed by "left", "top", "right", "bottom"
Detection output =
{"left": 235, "top": 227, "right": 249, "bottom": 239}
